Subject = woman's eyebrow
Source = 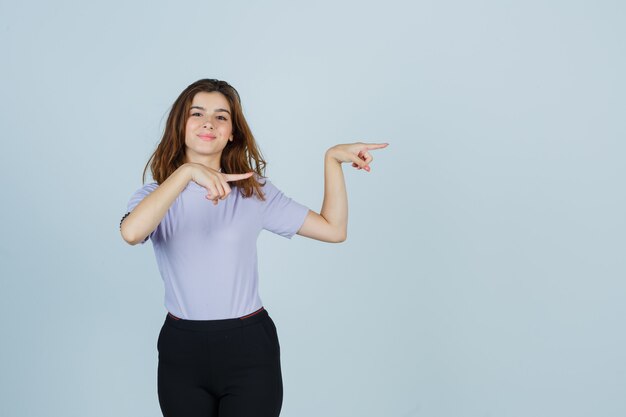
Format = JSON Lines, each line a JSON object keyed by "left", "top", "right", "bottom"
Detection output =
{"left": 190, "top": 105, "right": 231, "bottom": 115}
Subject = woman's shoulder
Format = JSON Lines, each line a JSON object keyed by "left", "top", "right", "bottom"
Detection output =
{"left": 129, "top": 181, "right": 159, "bottom": 198}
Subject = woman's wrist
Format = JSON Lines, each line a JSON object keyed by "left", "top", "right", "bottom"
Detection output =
{"left": 325, "top": 147, "right": 341, "bottom": 164}
{"left": 179, "top": 163, "right": 196, "bottom": 182}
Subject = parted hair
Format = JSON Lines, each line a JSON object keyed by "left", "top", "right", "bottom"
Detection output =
{"left": 142, "top": 79, "right": 269, "bottom": 200}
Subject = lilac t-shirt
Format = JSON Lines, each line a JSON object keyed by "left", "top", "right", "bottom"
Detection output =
{"left": 125, "top": 175, "right": 310, "bottom": 320}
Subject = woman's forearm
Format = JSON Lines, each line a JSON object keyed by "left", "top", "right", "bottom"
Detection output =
{"left": 121, "top": 164, "right": 193, "bottom": 245}
{"left": 320, "top": 150, "right": 349, "bottom": 241}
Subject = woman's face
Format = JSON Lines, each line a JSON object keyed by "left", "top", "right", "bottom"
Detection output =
{"left": 184, "top": 91, "right": 233, "bottom": 163}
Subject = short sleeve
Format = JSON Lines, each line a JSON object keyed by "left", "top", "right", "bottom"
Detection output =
{"left": 261, "top": 178, "right": 310, "bottom": 239}
{"left": 121, "top": 182, "right": 160, "bottom": 245}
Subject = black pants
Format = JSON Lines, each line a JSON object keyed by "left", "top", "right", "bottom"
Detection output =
{"left": 157, "top": 307, "right": 283, "bottom": 417}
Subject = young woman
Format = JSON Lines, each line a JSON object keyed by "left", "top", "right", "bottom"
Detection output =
{"left": 119, "top": 79, "right": 387, "bottom": 417}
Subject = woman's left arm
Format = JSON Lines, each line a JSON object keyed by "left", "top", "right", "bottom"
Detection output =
{"left": 296, "top": 142, "right": 389, "bottom": 243}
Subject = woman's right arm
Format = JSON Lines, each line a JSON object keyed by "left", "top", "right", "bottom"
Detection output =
{"left": 121, "top": 163, "right": 255, "bottom": 245}
{"left": 120, "top": 164, "right": 193, "bottom": 245}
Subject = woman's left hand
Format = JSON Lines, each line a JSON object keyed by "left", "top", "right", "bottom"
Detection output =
{"left": 326, "top": 142, "right": 389, "bottom": 172}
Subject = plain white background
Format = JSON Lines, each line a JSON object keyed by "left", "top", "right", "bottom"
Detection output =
{"left": 1, "top": 1, "right": 624, "bottom": 416}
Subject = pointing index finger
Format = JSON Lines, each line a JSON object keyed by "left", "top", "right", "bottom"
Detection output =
{"left": 364, "top": 143, "right": 389, "bottom": 150}
{"left": 224, "top": 172, "right": 255, "bottom": 182}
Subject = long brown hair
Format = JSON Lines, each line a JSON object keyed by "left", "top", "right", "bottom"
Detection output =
{"left": 142, "top": 79, "right": 269, "bottom": 200}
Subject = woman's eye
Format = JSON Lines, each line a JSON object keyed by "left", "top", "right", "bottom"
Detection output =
{"left": 217, "top": 116, "right": 228, "bottom": 121}
{"left": 191, "top": 112, "right": 202, "bottom": 117}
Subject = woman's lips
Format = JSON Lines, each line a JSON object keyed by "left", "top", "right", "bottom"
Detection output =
{"left": 198, "top": 134, "right": 216, "bottom": 141}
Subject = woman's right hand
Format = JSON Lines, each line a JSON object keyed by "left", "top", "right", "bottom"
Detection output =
{"left": 188, "top": 163, "right": 255, "bottom": 205}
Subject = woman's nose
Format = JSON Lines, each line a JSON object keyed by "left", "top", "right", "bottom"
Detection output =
{"left": 202, "top": 119, "right": 213, "bottom": 129}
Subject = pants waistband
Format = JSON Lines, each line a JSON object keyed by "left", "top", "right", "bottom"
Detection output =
{"left": 165, "top": 307, "right": 268, "bottom": 331}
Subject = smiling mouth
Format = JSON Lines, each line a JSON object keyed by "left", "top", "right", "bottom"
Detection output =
{"left": 198, "top": 134, "right": 216, "bottom": 141}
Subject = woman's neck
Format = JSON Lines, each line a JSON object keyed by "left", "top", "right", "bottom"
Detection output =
{"left": 184, "top": 156, "right": 222, "bottom": 172}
